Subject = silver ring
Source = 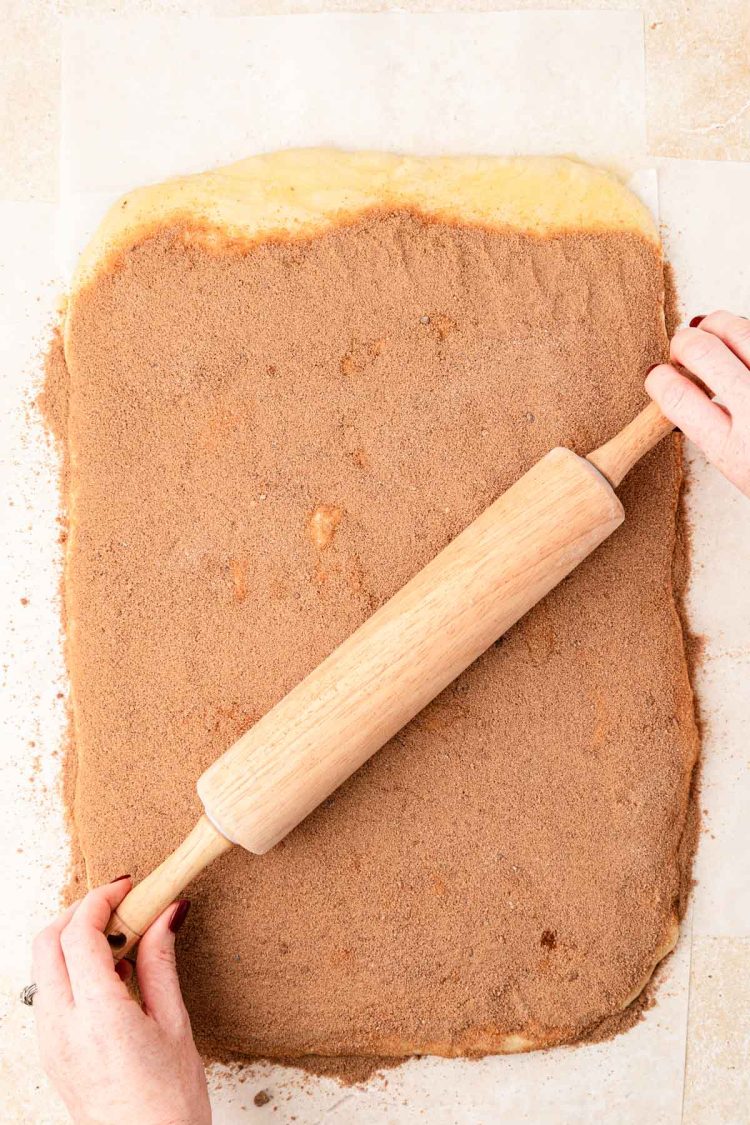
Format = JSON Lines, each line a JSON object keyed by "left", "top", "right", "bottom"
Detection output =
{"left": 20, "top": 983, "right": 38, "bottom": 1006}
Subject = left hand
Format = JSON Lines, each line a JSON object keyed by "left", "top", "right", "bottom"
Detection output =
{"left": 31, "top": 877, "right": 211, "bottom": 1124}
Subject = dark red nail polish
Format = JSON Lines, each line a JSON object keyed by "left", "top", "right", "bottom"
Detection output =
{"left": 114, "top": 959, "right": 130, "bottom": 981}
{"left": 689, "top": 315, "right": 705, "bottom": 327}
{"left": 645, "top": 363, "right": 660, "bottom": 376}
{"left": 112, "top": 874, "right": 131, "bottom": 882}
{"left": 169, "top": 899, "right": 190, "bottom": 934}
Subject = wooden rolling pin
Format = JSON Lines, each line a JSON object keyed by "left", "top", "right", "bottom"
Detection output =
{"left": 106, "top": 401, "right": 673, "bottom": 957}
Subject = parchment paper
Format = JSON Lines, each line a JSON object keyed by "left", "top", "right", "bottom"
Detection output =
{"left": 49, "top": 11, "right": 691, "bottom": 1124}
{"left": 59, "top": 11, "right": 649, "bottom": 276}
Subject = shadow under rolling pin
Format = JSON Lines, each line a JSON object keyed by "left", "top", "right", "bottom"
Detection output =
{"left": 106, "top": 401, "right": 674, "bottom": 957}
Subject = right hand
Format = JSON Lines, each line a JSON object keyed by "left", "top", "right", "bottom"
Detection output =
{"left": 646, "top": 310, "right": 750, "bottom": 497}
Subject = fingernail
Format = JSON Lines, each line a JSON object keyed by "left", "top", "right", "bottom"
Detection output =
{"left": 114, "top": 960, "right": 129, "bottom": 981}
{"left": 689, "top": 315, "right": 705, "bottom": 328}
{"left": 169, "top": 899, "right": 190, "bottom": 934}
{"left": 112, "top": 874, "right": 131, "bottom": 883}
{"left": 645, "top": 363, "right": 660, "bottom": 376}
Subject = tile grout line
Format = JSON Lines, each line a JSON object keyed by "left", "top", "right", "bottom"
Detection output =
{"left": 679, "top": 912, "right": 695, "bottom": 1125}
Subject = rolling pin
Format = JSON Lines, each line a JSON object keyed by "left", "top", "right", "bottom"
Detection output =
{"left": 106, "top": 401, "right": 673, "bottom": 957}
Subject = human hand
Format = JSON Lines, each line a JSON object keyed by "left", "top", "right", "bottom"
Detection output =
{"left": 646, "top": 310, "right": 750, "bottom": 497}
{"left": 31, "top": 877, "right": 210, "bottom": 1125}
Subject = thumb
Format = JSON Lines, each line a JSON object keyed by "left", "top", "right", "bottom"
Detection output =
{"left": 136, "top": 899, "right": 191, "bottom": 1032}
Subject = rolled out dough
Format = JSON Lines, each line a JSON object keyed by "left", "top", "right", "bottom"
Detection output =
{"left": 58, "top": 150, "right": 698, "bottom": 1061}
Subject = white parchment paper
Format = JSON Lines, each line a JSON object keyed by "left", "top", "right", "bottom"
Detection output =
{"left": 5, "top": 10, "right": 710, "bottom": 1124}
{"left": 59, "top": 11, "right": 648, "bottom": 277}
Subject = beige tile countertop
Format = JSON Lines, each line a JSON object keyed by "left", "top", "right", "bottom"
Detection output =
{"left": 1, "top": 5, "right": 748, "bottom": 1124}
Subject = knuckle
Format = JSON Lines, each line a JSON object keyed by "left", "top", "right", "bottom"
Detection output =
{"left": 171, "top": 1007, "right": 192, "bottom": 1038}
{"left": 58, "top": 924, "right": 81, "bottom": 955}
{"left": 669, "top": 328, "right": 693, "bottom": 363}
{"left": 153, "top": 943, "right": 178, "bottom": 970}
{"left": 727, "top": 427, "right": 750, "bottom": 465}
{"left": 692, "top": 311, "right": 750, "bottom": 353}
{"left": 645, "top": 361, "right": 667, "bottom": 385}
{"left": 32, "top": 928, "right": 53, "bottom": 960}
{"left": 664, "top": 382, "right": 686, "bottom": 412}
{"left": 701, "top": 309, "right": 730, "bottom": 331}
{"left": 142, "top": 938, "right": 178, "bottom": 973}
{"left": 672, "top": 327, "right": 717, "bottom": 367}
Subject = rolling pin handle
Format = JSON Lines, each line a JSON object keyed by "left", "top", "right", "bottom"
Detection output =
{"left": 587, "top": 400, "right": 674, "bottom": 488}
{"left": 105, "top": 815, "right": 233, "bottom": 961}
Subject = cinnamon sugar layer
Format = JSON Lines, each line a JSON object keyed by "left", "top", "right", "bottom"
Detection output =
{"left": 58, "top": 209, "right": 698, "bottom": 1060}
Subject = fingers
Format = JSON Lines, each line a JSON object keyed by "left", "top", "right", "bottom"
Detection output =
{"left": 136, "top": 900, "right": 192, "bottom": 1034}
{"left": 670, "top": 325, "right": 750, "bottom": 410}
{"left": 31, "top": 903, "right": 79, "bottom": 1011}
{"left": 646, "top": 363, "right": 731, "bottom": 464}
{"left": 694, "top": 310, "right": 750, "bottom": 370}
{"left": 58, "top": 877, "right": 132, "bottom": 1005}
{"left": 647, "top": 311, "right": 750, "bottom": 496}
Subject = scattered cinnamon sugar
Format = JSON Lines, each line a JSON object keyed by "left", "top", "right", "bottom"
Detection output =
{"left": 38, "top": 327, "right": 69, "bottom": 452}
{"left": 278, "top": 1054, "right": 402, "bottom": 1086}
{"left": 50, "top": 209, "right": 699, "bottom": 1068}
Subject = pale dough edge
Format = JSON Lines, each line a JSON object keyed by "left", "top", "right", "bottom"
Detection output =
{"left": 67, "top": 148, "right": 658, "bottom": 309}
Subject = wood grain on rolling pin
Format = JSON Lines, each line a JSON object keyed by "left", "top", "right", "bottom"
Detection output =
{"left": 198, "top": 450, "right": 624, "bottom": 852}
